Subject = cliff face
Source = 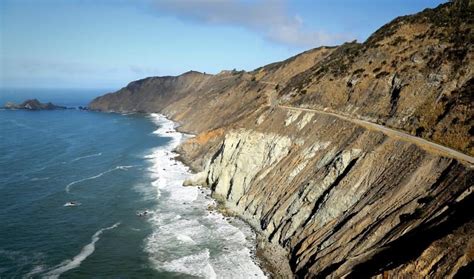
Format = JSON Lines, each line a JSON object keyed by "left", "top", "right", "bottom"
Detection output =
{"left": 90, "top": 71, "right": 212, "bottom": 114}
{"left": 90, "top": 1, "right": 473, "bottom": 277}
{"left": 199, "top": 108, "right": 473, "bottom": 278}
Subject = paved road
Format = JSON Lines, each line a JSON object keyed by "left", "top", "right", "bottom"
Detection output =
{"left": 257, "top": 80, "right": 474, "bottom": 165}
{"left": 279, "top": 105, "right": 474, "bottom": 165}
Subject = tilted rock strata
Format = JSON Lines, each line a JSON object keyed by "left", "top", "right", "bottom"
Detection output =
{"left": 207, "top": 129, "right": 292, "bottom": 203}
{"left": 200, "top": 108, "right": 473, "bottom": 278}
{"left": 89, "top": 1, "right": 474, "bottom": 277}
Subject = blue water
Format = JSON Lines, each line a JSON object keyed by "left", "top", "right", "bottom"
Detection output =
{"left": 0, "top": 88, "right": 109, "bottom": 107}
{"left": 0, "top": 89, "right": 266, "bottom": 278}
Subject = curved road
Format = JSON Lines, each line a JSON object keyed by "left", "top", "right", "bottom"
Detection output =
{"left": 279, "top": 105, "right": 474, "bottom": 165}
{"left": 258, "top": 80, "right": 474, "bottom": 165}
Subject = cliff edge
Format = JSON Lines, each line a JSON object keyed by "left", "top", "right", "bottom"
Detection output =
{"left": 90, "top": 1, "right": 473, "bottom": 277}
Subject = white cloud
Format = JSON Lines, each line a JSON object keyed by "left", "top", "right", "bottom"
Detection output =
{"left": 151, "top": 0, "right": 352, "bottom": 48}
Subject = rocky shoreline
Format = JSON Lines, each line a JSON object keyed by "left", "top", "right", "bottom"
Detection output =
{"left": 208, "top": 188, "right": 293, "bottom": 278}
{"left": 175, "top": 119, "right": 289, "bottom": 278}
{"left": 89, "top": 1, "right": 474, "bottom": 277}
{"left": 144, "top": 113, "right": 269, "bottom": 277}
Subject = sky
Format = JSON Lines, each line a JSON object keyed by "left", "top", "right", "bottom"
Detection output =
{"left": 0, "top": 0, "right": 446, "bottom": 90}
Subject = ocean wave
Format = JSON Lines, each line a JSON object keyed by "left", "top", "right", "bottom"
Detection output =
{"left": 144, "top": 114, "right": 266, "bottom": 278}
{"left": 148, "top": 113, "right": 183, "bottom": 150}
{"left": 65, "top": 165, "right": 134, "bottom": 193}
{"left": 176, "top": 233, "right": 196, "bottom": 244}
{"left": 133, "top": 182, "right": 159, "bottom": 201}
{"left": 70, "top": 152, "right": 102, "bottom": 162}
{"left": 41, "top": 223, "right": 120, "bottom": 278}
{"left": 158, "top": 249, "right": 217, "bottom": 279}
{"left": 26, "top": 265, "right": 46, "bottom": 278}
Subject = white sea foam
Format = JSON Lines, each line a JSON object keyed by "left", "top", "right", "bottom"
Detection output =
{"left": 176, "top": 233, "right": 196, "bottom": 244}
{"left": 26, "top": 265, "right": 46, "bottom": 278}
{"left": 133, "top": 182, "right": 158, "bottom": 201}
{"left": 71, "top": 152, "right": 102, "bottom": 162}
{"left": 42, "top": 223, "right": 120, "bottom": 279}
{"left": 63, "top": 201, "right": 81, "bottom": 207}
{"left": 65, "top": 166, "right": 133, "bottom": 193}
{"left": 144, "top": 114, "right": 266, "bottom": 278}
{"left": 159, "top": 249, "right": 217, "bottom": 279}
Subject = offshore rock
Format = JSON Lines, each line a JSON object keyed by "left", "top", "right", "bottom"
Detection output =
{"left": 4, "top": 99, "right": 66, "bottom": 110}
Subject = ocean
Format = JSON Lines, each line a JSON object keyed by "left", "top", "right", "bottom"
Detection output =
{"left": 0, "top": 89, "right": 266, "bottom": 278}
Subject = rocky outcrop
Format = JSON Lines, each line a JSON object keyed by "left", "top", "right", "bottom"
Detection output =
{"left": 196, "top": 108, "right": 473, "bottom": 278}
{"left": 89, "top": 1, "right": 473, "bottom": 277}
{"left": 182, "top": 171, "right": 207, "bottom": 187}
{"left": 207, "top": 130, "right": 292, "bottom": 203}
{"left": 3, "top": 99, "right": 66, "bottom": 110}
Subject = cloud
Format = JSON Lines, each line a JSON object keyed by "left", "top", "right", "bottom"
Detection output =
{"left": 151, "top": 0, "right": 352, "bottom": 48}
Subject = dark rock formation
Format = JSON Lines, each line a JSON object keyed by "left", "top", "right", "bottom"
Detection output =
{"left": 3, "top": 99, "right": 66, "bottom": 110}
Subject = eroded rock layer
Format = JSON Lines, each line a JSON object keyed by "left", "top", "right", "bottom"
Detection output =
{"left": 90, "top": 1, "right": 473, "bottom": 277}
{"left": 200, "top": 108, "right": 473, "bottom": 278}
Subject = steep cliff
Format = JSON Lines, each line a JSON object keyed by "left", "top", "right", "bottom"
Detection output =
{"left": 90, "top": 1, "right": 473, "bottom": 277}
{"left": 198, "top": 108, "right": 473, "bottom": 278}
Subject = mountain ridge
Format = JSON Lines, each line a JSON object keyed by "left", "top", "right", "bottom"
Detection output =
{"left": 90, "top": 1, "right": 473, "bottom": 277}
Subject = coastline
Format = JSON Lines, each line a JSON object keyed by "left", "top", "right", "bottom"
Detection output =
{"left": 91, "top": 110, "right": 292, "bottom": 276}
{"left": 211, "top": 199, "right": 294, "bottom": 278}
{"left": 147, "top": 113, "right": 268, "bottom": 278}
{"left": 169, "top": 117, "right": 293, "bottom": 278}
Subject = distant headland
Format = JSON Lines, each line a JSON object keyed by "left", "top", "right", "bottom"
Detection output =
{"left": 2, "top": 99, "right": 88, "bottom": 111}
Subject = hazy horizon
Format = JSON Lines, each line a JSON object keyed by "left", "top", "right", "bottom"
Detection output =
{"left": 0, "top": 87, "right": 111, "bottom": 106}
